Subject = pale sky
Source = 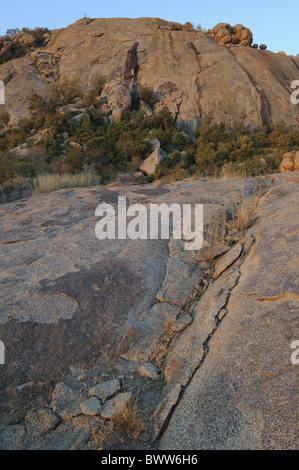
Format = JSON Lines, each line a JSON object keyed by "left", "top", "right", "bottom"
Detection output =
{"left": 0, "top": 0, "right": 298, "bottom": 56}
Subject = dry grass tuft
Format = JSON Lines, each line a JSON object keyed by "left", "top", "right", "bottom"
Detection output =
{"left": 218, "top": 162, "right": 246, "bottom": 180}
{"left": 100, "top": 347, "right": 146, "bottom": 443}
{"left": 91, "top": 422, "right": 114, "bottom": 451}
{"left": 112, "top": 396, "right": 145, "bottom": 441}
{"left": 34, "top": 172, "right": 102, "bottom": 194}
{"left": 203, "top": 181, "right": 265, "bottom": 261}
{"left": 228, "top": 182, "right": 264, "bottom": 236}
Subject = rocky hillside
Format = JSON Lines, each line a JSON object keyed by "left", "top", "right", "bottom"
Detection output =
{"left": 1, "top": 17, "right": 299, "bottom": 130}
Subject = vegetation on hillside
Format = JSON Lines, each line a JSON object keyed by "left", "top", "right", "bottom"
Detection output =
{"left": 0, "top": 79, "right": 299, "bottom": 199}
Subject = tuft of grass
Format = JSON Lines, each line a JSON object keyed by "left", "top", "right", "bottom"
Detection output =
{"left": 100, "top": 347, "right": 146, "bottom": 443}
{"left": 112, "top": 395, "right": 145, "bottom": 441}
{"left": 34, "top": 171, "right": 102, "bottom": 194}
{"left": 228, "top": 182, "right": 264, "bottom": 236}
{"left": 218, "top": 162, "right": 246, "bottom": 180}
{"left": 159, "top": 168, "right": 189, "bottom": 184}
{"left": 91, "top": 422, "right": 114, "bottom": 451}
{"left": 0, "top": 177, "right": 32, "bottom": 202}
{"left": 202, "top": 181, "right": 265, "bottom": 261}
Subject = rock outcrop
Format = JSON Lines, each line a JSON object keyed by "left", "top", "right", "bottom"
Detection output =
{"left": 100, "top": 78, "right": 132, "bottom": 122}
{"left": 1, "top": 17, "right": 299, "bottom": 129}
{"left": 181, "top": 22, "right": 194, "bottom": 32}
{"left": 208, "top": 23, "right": 253, "bottom": 47}
{"left": 0, "top": 30, "right": 49, "bottom": 66}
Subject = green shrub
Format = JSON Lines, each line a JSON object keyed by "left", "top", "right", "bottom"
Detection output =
{"left": 116, "top": 130, "right": 151, "bottom": 160}
{"left": 6, "top": 28, "right": 21, "bottom": 36}
{"left": 29, "top": 94, "right": 57, "bottom": 115}
{"left": 0, "top": 160, "right": 14, "bottom": 181}
{"left": 170, "top": 23, "right": 182, "bottom": 31}
{"left": 0, "top": 109, "right": 10, "bottom": 126}
{"left": 151, "top": 107, "right": 175, "bottom": 131}
{"left": 138, "top": 86, "right": 156, "bottom": 107}
{"left": 64, "top": 146, "right": 85, "bottom": 172}
{"left": 50, "top": 78, "right": 83, "bottom": 104}
{"left": 92, "top": 74, "right": 107, "bottom": 95}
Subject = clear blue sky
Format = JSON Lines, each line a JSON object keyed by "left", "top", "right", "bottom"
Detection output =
{"left": 0, "top": 0, "right": 298, "bottom": 55}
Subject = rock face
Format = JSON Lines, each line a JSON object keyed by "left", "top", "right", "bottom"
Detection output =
{"left": 0, "top": 57, "right": 48, "bottom": 124}
{"left": 280, "top": 150, "right": 299, "bottom": 172}
{"left": 0, "top": 173, "right": 298, "bottom": 450}
{"left": 160, "top": 172, "right": 299, "bottom": 450}
{"left": 1, "top": 17, "right": 298, "bottom": 129}
{"left": 25, "top": 409, "right": 59, "bottom": 437}
{"left": 0, "top": 177, "right": 260, "bottom": 425}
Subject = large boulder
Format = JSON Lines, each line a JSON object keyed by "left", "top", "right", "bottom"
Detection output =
{"left": 215, "top": 27, "right": 232, "bottom": 45}
{"left": 181, "top": 22, "right": 194, "bottom": 32}
{"left": 212, "top": 23, "right": 231, "bottom": 36}
{"left": 140, "top": 147, "right": 167, "bottom": 175}
{"left": 234, "top": 26, "right": 253, "bottom": 46}
{"left": 280, "top": 151, "right": 299, "bottom": 172}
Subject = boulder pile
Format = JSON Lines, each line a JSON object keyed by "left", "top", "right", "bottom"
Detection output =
{"left": 0, "top": 30, "right": 49, "bottom": 65}
{"left": 100, "top": 79, "right": 132, "bottom": 123}
{"left": 208, "top": 23, "right": 253, "bottom": 47}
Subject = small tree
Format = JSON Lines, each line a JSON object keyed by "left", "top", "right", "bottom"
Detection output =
{"left": 152, "top": 107, "right": 175, "bottom": 131}
{"left": 6, "top": 28, "right": 20, "bottom": 36}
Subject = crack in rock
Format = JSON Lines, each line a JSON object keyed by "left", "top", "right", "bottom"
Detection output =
{"left": 152, "top": 237, "right": 254, "bottom": 440}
